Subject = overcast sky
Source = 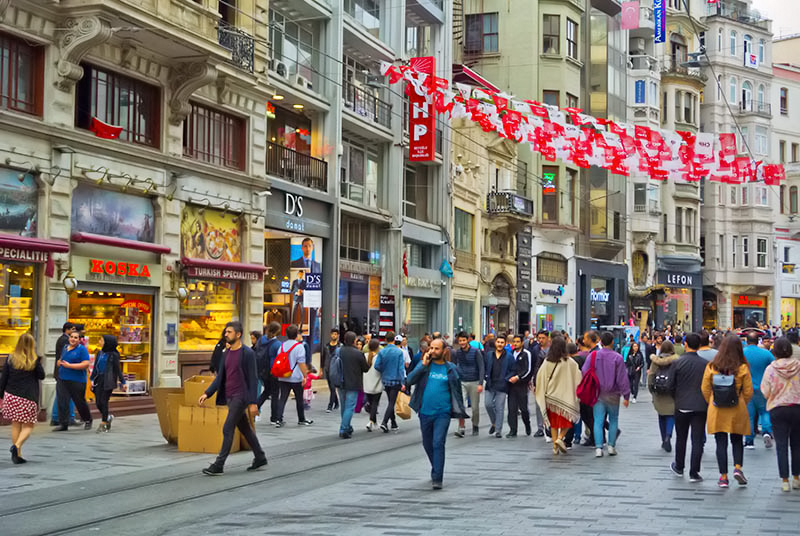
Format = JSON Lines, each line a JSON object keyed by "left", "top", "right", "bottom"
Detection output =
{"left": 751, "top": 0, "right": 800, "bottom": 39}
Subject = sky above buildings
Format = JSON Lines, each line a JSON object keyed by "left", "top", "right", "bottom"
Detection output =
{"left": 751, "top": 0, "right": 800, "bottom": 38}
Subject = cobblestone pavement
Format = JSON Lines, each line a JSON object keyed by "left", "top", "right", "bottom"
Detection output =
{"left": 1, "top": 389, "right": 799, "bottom": 535}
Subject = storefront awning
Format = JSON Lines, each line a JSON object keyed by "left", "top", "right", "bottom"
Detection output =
{"left": 0, "top": 233, "right": 70, "bottom": 253}
{"left": 71, "top": 232, "right": 171, "bottom": 255}
{"left": 181, "top": 257, "right": 267, "bottom": 281}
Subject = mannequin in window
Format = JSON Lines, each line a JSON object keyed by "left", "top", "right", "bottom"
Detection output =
{"left": 290, "top": 270, "right": 306, "bottom": 329}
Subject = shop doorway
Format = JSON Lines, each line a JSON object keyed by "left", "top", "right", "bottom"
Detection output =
{"left": 339, "top": 278, "right": 369, "bottom": 335}
{"left": 68, "top": 287, "right": 155, "bottom": 396}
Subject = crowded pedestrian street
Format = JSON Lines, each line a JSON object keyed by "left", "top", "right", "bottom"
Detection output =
{"left": 2, "top": 384, "right": 798, "bottom": 536}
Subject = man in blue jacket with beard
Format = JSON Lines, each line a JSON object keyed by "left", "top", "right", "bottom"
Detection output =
{"left": 484, "top": 333, "right": 516, "bottom": 438}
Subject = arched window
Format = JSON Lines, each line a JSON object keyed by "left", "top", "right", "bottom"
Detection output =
{"left": 742, "top": 81, "right": 753, "bottom": 110}
{"left": 670, "top": 33, "right": 686, "bottom": 67}
{"left": 729, "top": 77, "right": 737, "bottom": 103}
{"left": 759, "top": 39, "right": 765, "bottom": 63}
{"left": 757, "top": 84, "right": 765, "bottom": 106}
{"left": 791, "top": 186, "right": 798, "bottom": 214}
{"left": 743, "top": 34, "right": 752, "bottom": 56}
{"left": 730, "top": 30, "right": 737, "bottom": 56}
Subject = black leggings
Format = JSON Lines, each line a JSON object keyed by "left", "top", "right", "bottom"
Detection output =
{"left": 628, "top": 374, "right": 639, "bottom": 398}
{"left": 715, "top": 432, "right": 744, "bottom": 474}
{"left": 382, "top": 386, "right": 401, "bottom": 426}
{"left": 770, "top": 405, "right": 800, "bottom": 479}
{"left": 366, "top": 392, "right": 382, "bottom": 423}
{"left": 57, "top": 379, "right": 92, "bottom": 426}
{"left": 95, "top": 387, "right": 113, "bottom": 422}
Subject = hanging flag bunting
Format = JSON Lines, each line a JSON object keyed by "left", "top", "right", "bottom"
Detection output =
{"left": 621, "top": 1, "right": 641, "bottom": 31}
{"left": 379, "top": 63, "right": 785, "bottom": 186}
{"left": 407, "top": 56, "right": 437, "bottom": 162}
{"left": 90, "top": 117, "right": 123, "bottom": 139}
{"left": 653, "top": 0, "right": 666, "bottom": 43}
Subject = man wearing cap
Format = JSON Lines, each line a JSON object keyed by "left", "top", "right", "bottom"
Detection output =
{"left": 373, "top": 331, "right": 407, "bottom": 433}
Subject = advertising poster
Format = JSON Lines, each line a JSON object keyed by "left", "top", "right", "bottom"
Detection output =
{"left": 287, "top": 236, "right": 322, "bottom": 341}
{"left": 0, "top": 168, "right": 37, "bottom": 236}
{"left": 181, "top": 206, "right": 241, "bottom": 262}
{"left": 72, "top": 184, "right": 154, "bottom": 242}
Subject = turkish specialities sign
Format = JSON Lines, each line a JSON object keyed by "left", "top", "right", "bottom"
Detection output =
{"left": 0, "top": 247, "right": 50, "bottom": 263}
{"left": 72, "top": 255, "right": 159, "bottom": 286}
{"left": 185, "top": 265, "right": 263, "bottom": 281}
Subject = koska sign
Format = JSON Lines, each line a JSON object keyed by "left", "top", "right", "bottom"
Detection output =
{"left": 72, "top": 255, "right": 159, "bottom": 287}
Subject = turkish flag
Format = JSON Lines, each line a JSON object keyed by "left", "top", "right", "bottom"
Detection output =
{"left": 90, "top": 117, "right": 123, "bottom": 139}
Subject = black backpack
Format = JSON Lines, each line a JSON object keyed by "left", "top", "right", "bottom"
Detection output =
{"left": 712, "top": 372, "right": 739, "bottom": 407}
{"left": 652, "top": 364, "right": 674, "bottom": 395}
{"left": 328, "top": 347, "right": 344, "bottom": 389}
{"left": 255, "top": 336, "right": 273, "bottom": 378}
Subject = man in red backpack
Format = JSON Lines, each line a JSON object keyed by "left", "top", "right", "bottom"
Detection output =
{"left": 581, "top": 331, "right": 630, "bottom": 457}
{"left": 274, "top": 324, "right": 313, "bottom": 427}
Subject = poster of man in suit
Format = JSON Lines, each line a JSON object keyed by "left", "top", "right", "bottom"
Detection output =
{"left": 290, "top": 237, "right": 321, "bottom": 273}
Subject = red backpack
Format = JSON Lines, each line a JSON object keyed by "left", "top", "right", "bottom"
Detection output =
{"left": 271, "top": 342, "right": 301, "bottom": 378}
{"left": 577, "top": 351, "right": 600, "bottom": 406}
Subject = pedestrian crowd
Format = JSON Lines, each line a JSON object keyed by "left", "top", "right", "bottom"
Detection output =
{"left": 3, "top": 321, "right": 800, "bottom": 495}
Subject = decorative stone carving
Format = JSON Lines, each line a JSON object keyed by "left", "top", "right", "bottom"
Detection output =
{"left": 56, "top": 16, "right": 113, "bottom": 91}
{"left": 168, "top": 62, "right": 217, "bottom": 125}
{"left": 0, "top": 0, "right": 11, "bottom": 22}
{"left": 120, "top": 41, "right": 137, "bottom": 69}
{"left": 215, "top": 75, "right": 229, "bottom": 105}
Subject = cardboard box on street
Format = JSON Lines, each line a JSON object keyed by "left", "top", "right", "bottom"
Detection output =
{"left": 177, "top": 405, "right": 240, "bottom": 454}
{"left": 183, "top": 375, "right": 216, "bottom": 407}
{"left": 152, "top": 387, "right": 184, "bottom": 444}
{"left": 166, "top": 393, "right": 184, "bottom": 444}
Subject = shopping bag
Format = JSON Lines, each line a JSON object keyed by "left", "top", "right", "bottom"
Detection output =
{"left": 354, "top": 390, "right": 365, "bottom": 413}
{"left": 395, "top": 391, "right": 412, "bottom": 420}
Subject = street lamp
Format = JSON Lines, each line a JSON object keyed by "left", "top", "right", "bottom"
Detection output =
{"left": 62, "top": 270, "right": 78, "bottom": 295}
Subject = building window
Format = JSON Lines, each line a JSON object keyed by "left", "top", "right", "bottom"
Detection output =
{"left": 341, "top": 139, "right": 379, "bottom": 207}
{"left": 730, "top": 30, "right": 737, "bottom": 56}
{"left": 566, "top": 93, "right": 578, "bottom": 109}
{"left": 794, "top": 143, "right": 800, "bottom": 163}
{"left": 717, "top": 28, "right": 723, "bottom": 53}
{"left": 542, "top": 14, "right": 560, "bottom": 54}
{"left": 730, "top": 185, "right": 737, "bottom": 206}
{"left": 754, "top": 126, "right": 768, "bottom": 155}
{"left": 739, "top": 126, "right": 748, "bottom": 153}
{"left": 634, "top": 183, "right": 646, "bottom": 211}
{"left": 781, "top": 184, "right": 786, "bottom": 213}
{"left": 757, "top": 84, "right": 765, "bottom": 106}
{"left": 404, "top": 165, "right": 429, "bottom": 221}
{"left": 269, "top": 9, "right": 314, "bottom": 81}
{"left": 566, "top": 18, "right": 578, "bottom": 60}
{"left": 755, "top": 186, "right": 768, "bottom": 206}
{"left": 780, "top": 140, "right": 787, "bottom": 163}
{"left": 757, "top": 238, "right": 768, "bottom": 268}
{"left": 729, "top": 77, "right": 737, "bottom": 104}
{"left": 465, "top": 13, "right": 499, "bottom": 54}
{"left": 542, "top": 90, "right": 559, "bottom": 106}
{"left": 75, "top": 64, "right": 160, "bottom": 147}
{"left": 742, "top": 237, "right": 749, "bottom": 267}
{"left": 759, "top": 39, "right": 765, "bottom": 63}
{"left": 183, "top": 103, "right": 245, "bottom": 170}
{"left": 743, "top": 34, "right": 752, "bottom": 56}
{"left": 732, "top": 235, "right": 737, "bottom": 268}
{"left": 785, "top": 246, "right": 791, "bottom": 264}
{"left": 404, "top": 241, "right": 433, "bottom": 269}
{"left": 741, "top": 185, "right": 749, "bottom": 205}
{"left": 780, "top": 87, "right": 788, "bottom": 115}
{"left": 791, "top": 186, "right": 799, "bottom": 214}
{"left": 542, "top": 166, "right": 558, "bottom": 223}
{"left": 0, "top": 32, "right": 43, "bottom": 116}
{"left": 536, "top": 252, "right": 568, "bottom": 284}
{"left": 662, "top": 213, "right": 668, "bottom": 242}
{"left": 675, "top": 208, "right": 683, "bottom": 242}
{"left": 564, "top": 168, "right": 576, "bottom": 226}
{"left": 340, "top": 216, "right": 372, "bottom": 262}
{"left": 685, "top": 208, "right": 693, "bottom": 243}
{"left": 454, "top": 208, "right": 473, "bottom": 252}
{"left": 719, "top": 234, "right": 725, "bottom": 268}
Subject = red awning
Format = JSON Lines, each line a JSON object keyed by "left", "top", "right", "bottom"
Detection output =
{"left": 71, "top": 232, "right": 171, "bottom": 254}
{"left": 452, "top": 64, "right": 500, "bottom": 92}
{"left": 0, "top": 234, "right": 70, "bottom": 253}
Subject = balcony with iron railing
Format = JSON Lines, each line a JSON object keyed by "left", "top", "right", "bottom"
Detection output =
{"left": 266, "top": 141, "right": 328, "bottom": 191}
{"left": 707, "top": 2, "right": 771, "bottom": 31}
{"left": 343, "top": 81, "right": 391, "bottom": 128}
{"left": 218, "top": 21, "right": 255, "bottom": 73}
{"left": 737, "top": 100, "right": 772, "bottom": 118}
{"left": 486, "top": 191, "right": 534, "bottom": 217}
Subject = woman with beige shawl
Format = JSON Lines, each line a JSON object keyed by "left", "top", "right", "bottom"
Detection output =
{"left": 535, "top": 336, "right": 583, "bottom": 455}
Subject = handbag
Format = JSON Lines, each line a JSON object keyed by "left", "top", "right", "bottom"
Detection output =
{"left": 576, "top": 351, "right": 600, "bottom": 406}
{"left": 395, "top": 391, "right": 412, "bottom": 420}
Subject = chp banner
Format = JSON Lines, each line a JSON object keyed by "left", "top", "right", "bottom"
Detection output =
{"left": 407, "top": 56, "right": 437, "bottom": 162}
{"left": 379, "top": 62, "right": 785, "bottom": 186}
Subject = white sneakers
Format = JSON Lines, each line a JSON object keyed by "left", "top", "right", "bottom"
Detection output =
{"left": 608, "top": 446, "right": 618, "bottom": 456}
{"left": 764, "top": 434, "right": 774, "bottom": 448}
{"left": 595, "top": 448, "right": 604, "bottom": 457}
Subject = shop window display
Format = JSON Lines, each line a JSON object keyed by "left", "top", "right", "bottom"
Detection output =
{"left": 179, "top": 279, "right": 239, "bottom": 351}
{"left": 68, "top": 291, "right": 152, "bottom": 393}
{"left": 0, "top": 262, "right": 34, "bottom": 355}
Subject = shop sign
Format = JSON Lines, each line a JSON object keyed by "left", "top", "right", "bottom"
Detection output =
{"left": 340, "top": 271, "right": 367, "bottom": 282}
{"left": 0, "top": 247, "right": 49, "bottom": 263}
{"left": 121, "top": 299, "right": 151, "bottom": 314}
{"left": 408, "top": 56, "right": 437, "bottom": 162}
{"left": 339, "top": 259, "right": 381, "bottom": 276}
{"left": 590, "top": 289, "right": 610, "bottom": 303}
{"left": 405, "top": 276, "right": 441, "bottom": 291}
{"left": 736, "top": 295, "right": 765, "bottom": 308}
{"left": 369, "top": 276, "right": 381, "bottom": 309}
{"left": 303, "top": 273, "right": 322, "bottom": 309}
{"left": 74, "top": 256, "right": 157, "bottom": 286}
{"left": 542, "top": 287, "right": 564, "bottom": 297}
{"left": 658, "top": 271, "right": 697, "bottom": 287}
{"left": 185, "top": 265, "right": 262, "bottom": 281}
{"left": 266, "top": 188, "right": 332, "bottom": 239}
{"left": 379, "top": 295, "right": 396, "bottom": 342}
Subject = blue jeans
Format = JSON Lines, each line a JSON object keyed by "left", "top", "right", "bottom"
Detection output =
{"left": 658, "top": 415, "right": 675, "bottom": 441}
{"left": 746, "top": 389, "right": 772, "bottom": 443}
{"left": 593, "top": 399, "right": 620, "bottom": 448}
{"left": 338, "top": 389, "right": 359, "bottom": 434}
{"left": 419, "top": 413, "right": 450, "bottom": 483}
{"left": 51, "top": 398, "right": 75, "bottom": 422}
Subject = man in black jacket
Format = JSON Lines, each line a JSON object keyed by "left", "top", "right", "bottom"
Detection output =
{"left": 453, "top": 332, "right": 485, "bottom": 437}
{"left": 320, "top": 329, "right": 341, "bottom": 413}
{"left": 199, "top": 321, "right": 267, "bottom": 476}
{"left": 667, "top": 332, "right": 707, "bottom": 482}
{"left": 507, "top": 334, "right": 533, "bottom": 437}
{"left": 337, "top": 331, "right": 369, "bottom": 439}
